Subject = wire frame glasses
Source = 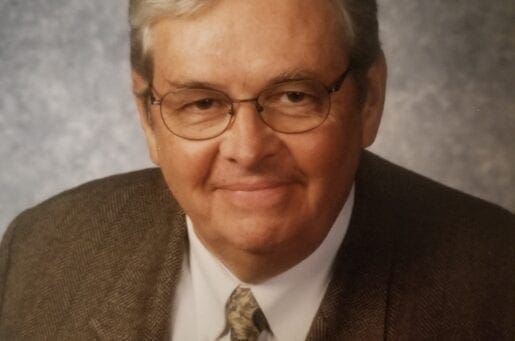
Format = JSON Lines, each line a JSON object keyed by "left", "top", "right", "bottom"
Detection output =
{"left": 150, "top": 66, "right": 351, "bottom": 140}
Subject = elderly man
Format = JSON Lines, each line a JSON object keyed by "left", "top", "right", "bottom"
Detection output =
{"left": 0, "top": 0, "right": 513, "bottom": 340}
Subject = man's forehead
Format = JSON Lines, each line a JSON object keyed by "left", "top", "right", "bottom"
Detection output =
{"left": 150, "top": 0, "right": 345, "bottom": 55}
{"left": 150, "top": 0, "right": 347, "bottom": 90}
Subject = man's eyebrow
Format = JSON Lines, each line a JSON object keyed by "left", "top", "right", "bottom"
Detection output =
{"left": 164, "top": 79, "right": 223, "bottom": 91}
{"left": 264, "top": 69, "right": 320, "bottom": 86}
{"left": 163, "top": 69, "right": 320, "bottom": 92}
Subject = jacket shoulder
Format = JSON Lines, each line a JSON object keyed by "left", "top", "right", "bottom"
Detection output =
{"left": 358, "top": 152, "right": 514, "bottom": 338}
{"left": 6, "top": 168, "right": 167, "bottom": 237}
{"left": 358, "top": 151, "right": 514, "bottom": 270}
{"left": 0, "top": 168, "right": 182, "bottom": 338}
{"left": 359, "top": 151, "right": 514, "bottom": 229}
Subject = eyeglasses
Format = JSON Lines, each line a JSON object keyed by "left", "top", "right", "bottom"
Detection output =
{"left": 149, "top": 66, "right": 351, "bottom": 140}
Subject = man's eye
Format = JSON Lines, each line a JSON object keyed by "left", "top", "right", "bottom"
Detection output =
{"left": 284, "top": 92, "right": 306, "bottom": 103}
{"left": 191, "top": 98, "right": 215, "bottom": 110}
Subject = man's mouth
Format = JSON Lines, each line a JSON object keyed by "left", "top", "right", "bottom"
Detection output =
{"left": 215, "top": 179, "right": 298, "bottom": 209}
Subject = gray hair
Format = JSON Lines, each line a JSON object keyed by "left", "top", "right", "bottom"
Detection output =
{"left": 129, "top": 0, "right": 380, "bottom": 96}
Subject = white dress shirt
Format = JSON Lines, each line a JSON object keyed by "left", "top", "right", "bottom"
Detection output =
{"left": 171, "top": 186, "right": 354, "bottom": 341}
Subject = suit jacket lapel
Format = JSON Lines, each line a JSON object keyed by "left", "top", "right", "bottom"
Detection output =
{"left": 88, "top": 178, "right": 187, "bottom": 340}
{"left": 307, "top": 153, "right": 395, "bottom": 340}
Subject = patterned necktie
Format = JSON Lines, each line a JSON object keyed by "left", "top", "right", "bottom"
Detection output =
{"left": 225, "top": 286, "right": 269, "bottom": 341}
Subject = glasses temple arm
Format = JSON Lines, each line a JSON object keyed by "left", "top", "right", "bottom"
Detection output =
{"left": 148, "top": 84, "right": 162, "bottom": 105}
{"left": 328, "top": 66, "right": 352, "bottom": 94}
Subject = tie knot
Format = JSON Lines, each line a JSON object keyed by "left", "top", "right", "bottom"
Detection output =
{"left": 225, "top": 286, "right": 268, "bottom": 341}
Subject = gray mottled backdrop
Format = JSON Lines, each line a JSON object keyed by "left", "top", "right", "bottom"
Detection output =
{"left": 1, "top": 0, "right": 514, "bottom": 236}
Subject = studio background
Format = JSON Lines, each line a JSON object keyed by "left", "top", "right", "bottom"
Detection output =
{"left": 1, "top": 0, "right": 514, "bottom": 236}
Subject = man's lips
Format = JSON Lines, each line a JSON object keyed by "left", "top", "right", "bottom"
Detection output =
{"left": 214, "top": 179, "right": 299, "bottom": 208}
{"left": 216, "top": 180, "right": 294, "bottom": 191}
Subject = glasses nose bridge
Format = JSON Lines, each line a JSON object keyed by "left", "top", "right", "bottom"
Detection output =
{"left": 230, "top": 96, "right": 264, "bottom": 115}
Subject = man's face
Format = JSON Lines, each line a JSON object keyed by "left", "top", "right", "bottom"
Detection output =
{"left": 136, "top": 0, "right": 385, "bottom": 263}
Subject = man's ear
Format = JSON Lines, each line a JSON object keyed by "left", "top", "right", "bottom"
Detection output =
{"left": 360, "top": 52, "right": 387, "bottom": 148}
{"left": 131, "top": 70, "right": 160, "bottom": 165}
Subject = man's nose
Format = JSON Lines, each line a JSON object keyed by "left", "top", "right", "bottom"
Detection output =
{"left": 218, "top": 102, "right": 281, "bottom": 169}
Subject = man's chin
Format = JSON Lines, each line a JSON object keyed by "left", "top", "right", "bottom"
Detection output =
{"left": 216, "top": 215, "right": 300, "bottom": 254}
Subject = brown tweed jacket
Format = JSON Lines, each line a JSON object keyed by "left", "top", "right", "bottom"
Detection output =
{"left": 1, "top": 152, "right": 513, "bottom": 340}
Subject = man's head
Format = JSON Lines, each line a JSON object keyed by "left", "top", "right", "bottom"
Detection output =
{"left": 130, "top": 0, "right": 386, "bottom": 282}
